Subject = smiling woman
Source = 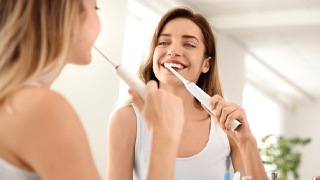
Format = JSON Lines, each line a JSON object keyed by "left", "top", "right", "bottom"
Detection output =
{"left": 113, "top": 0, "right": 320, "bottom": 178}
{"left": 153, "top": 17, "right": 211, "bottom": 86}
{"left": 107, "top": 6, "right": 268, "bottom": 180}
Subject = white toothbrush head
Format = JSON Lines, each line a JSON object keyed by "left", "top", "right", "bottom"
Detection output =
{"left": 164, "top": 63, "right": 189, "bottom": 84}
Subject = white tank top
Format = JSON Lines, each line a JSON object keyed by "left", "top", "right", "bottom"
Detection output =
{"left": 0, "top": 158, "right": 40, "bottom": 180}
{"left": 132, "top": 105, "right": 231, "bottom": 180}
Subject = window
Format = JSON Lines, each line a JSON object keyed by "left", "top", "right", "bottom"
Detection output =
{"left": 242, "top": 83, "right": 281, "bottom": 146}
{"left": 118, "top": 0, "right": 160, "bottom": 104}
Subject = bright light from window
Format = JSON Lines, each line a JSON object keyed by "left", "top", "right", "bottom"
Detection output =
{"left": 117, "top": 0, "right": 160, "bottom": 105}
{"left": 242, "top": 83, "right": 281, "bottom": 146}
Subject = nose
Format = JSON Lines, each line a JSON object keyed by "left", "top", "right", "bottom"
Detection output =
{"left": 167, "top": 43, "right": 182, "bottom": 57}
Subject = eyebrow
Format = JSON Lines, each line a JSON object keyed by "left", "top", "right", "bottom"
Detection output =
{"left": 159, "top": 33, "right": 199, "bottom": 42}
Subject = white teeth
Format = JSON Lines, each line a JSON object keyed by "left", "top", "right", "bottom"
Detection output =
{"left": 165, "top": 63, "right": 184, "bottom": 69}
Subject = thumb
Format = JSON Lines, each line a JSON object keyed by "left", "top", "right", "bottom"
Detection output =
{"left": 129, "top": 89, "right": 144, "bottom": 112}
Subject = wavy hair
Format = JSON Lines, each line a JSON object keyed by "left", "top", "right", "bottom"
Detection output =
{"left": 138, "top": 7, "right": 224, "bottom": 103}
{"left": 0, "top": 0, "right": 83, "bottom": 103}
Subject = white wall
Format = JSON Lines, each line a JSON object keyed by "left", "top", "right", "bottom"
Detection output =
{"left": 216, "top": 34, "right": 245, "bottom": 104}
{"left": 52, "top": 0, "right": 129, "bottom": 179}
{"left": 282, "top": 102, "right": 320, "bottom": 179}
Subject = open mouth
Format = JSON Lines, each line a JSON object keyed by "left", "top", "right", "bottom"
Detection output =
{"left": 162, "top": 62, "right": 186, "bottom": 70}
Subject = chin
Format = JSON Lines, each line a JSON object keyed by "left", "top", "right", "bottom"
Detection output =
{"left": 82, "top": 56, "right": 93, "bottom": 65}
{"left": 70, "top": 54, "right": 92, "bottom": 65}
{"left": 79, "top": 58, "right": 92, "bottom": 65}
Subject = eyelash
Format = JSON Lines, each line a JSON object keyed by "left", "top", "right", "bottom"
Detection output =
{"left": 158, "top": 41, "right": 169, "bottom": 46}
{"left": 185, "top": 43, "right": 196, "bottom": 48}
{"left": 95, "top": 5, "right": 100, "bottom": 10}
{"left": 157, "top": 41, "right": 196, "bottom": 48}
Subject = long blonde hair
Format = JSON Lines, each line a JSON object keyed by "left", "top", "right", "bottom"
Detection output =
{"left": 0, "top": 0, "right": 82, "bottom": 103}
{"left": 139, "top": 7, "right": 224, "bottom": 105}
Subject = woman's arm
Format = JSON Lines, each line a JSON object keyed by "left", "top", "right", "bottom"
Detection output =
{"left": 228, "top": 136, "right": 245, "bottom": 175}
{"left": 209, "top": 95, "right": 268, "bottom": 179}
{"left": 146, "top": 130, "right": 181, "bottom": 180}
{"left": 12, "top": 87, "right": 101, "bottom": 180}
{"left": 129, "top": 81, "right": 185, "bottom": 180}
{"left": 106, "top": 105, "right": 136, "bottom": 180}
{"left": 233, "top": 134, "right": 267, "bottom": 179}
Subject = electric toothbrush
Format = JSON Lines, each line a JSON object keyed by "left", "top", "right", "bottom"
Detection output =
{"left": 94, "top": 46, "right": 146, "bottom": 99}
{"left": 224, "top": 155, "right": 231, "bottom": 180}
{"left": 164, "top": 63, "right": 241, "bottom": 131}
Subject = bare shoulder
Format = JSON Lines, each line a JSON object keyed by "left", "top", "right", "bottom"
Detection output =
{"left": 0, "top": 86, "right": 100, "bottom": 178}
{"left": 107, "top": 105, "right": 137, "bottom": 179}
{"left": 6, "top": 85, "right": 84, "bottom": 140}
{"left": 108, "top": 104, "right": 137, "bottom": 132}
{"left": 11, "top": 86, "right": 75, "bottom": 116}
{"left": 0, "top": 86, "right": 79, "bottom": 131}
{"left": 107, "top": 104, "right": 137, "bottom": 147}
{"left": 3, "top": 86, "right": 85, "bottom": 154}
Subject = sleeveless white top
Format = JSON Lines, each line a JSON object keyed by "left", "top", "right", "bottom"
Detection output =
{"left": 0, "top": 158, "right": 40, "bottom": 180}
{"left": 132, "top": 105, "right": 231, "bottom": 180}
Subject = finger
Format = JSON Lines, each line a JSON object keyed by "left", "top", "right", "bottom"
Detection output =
{"left": 129, "top": 89, "right": 144, "bottom": 113}
{"left": 226, "top": 108, "right": 246, "bottom": 131}
{"left": 209, "top": 94, "right": 223, "bottom": 110}
{"left": 220, "top": 106, "right": 237, "bottom": 130}
{"left": 223, "top": 108, "right": 238, "bottom": 130}
{"left": 213, "top": 98, "right": 226, "bottom": 118}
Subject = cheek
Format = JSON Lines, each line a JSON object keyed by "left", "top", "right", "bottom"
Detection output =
{"left": 68, "top": 14, "right": 100, "bottom": 64}
{"left": 90, "top": 13, "right": 101, "bottom": 40}
{"left": 83, "top": 13, "right": 100, "bottom": 45}
{"left": 69, "top": 34, "right": 92, "bottom": 64}
{"left": 153, "top": 48, "right": 159, "bottom": 59}
{"left": 152, "top": 53, "right": 161, "bottom": 77}
{"left": 153, "top": 47, "right": 166, "bottom": 62}
{"left": 152, "top": 57, "right": 159, "bottom": 74}
{"left": 152, "top": 50, "right": 160, "bottom": 66}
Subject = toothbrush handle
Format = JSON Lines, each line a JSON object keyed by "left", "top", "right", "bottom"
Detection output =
{"left": 116, "top": 65, "right": 146, "bottom": 99}
{"left": 185, "top": 82, "right": 241, "bottom": 131}
{"left": 224, "top": 171, "right": 230, "bottom": 180}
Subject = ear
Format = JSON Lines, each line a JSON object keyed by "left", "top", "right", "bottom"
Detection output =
{"left": 201, "top": 57, "right": 211, "bottom": 73}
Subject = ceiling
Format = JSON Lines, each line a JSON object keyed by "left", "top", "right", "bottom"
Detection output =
{"left": 137, "top": 0, "right": 320, "bottom": 108}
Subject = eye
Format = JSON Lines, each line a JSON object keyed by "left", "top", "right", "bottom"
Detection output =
{"left": 158, "top": 41, "right": 169, "bottom": 46}
{"left": 184, "top": 43, "right": 196, "bottom": 48}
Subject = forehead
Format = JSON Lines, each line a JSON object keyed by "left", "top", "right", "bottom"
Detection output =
{"left": 161, "top": 18, "right": 203, "bottom": 40}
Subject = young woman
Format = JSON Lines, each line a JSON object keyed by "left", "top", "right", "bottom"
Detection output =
{"left": 0, "top": 0, "right": 184, "bottom": 179}
{"left": 107, "top": 7, "right": 268, "bottom": 179}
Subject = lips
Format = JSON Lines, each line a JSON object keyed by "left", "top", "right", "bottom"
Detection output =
{"left": 164, "top": 62, "right": 184, "bottom": 69}
{"left": 161, "top": 61, "right": 187, "bottom": 70}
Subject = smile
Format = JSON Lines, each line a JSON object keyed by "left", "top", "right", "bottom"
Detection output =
{"left": 162, "top": 62, "right": 186, "bottom": 70}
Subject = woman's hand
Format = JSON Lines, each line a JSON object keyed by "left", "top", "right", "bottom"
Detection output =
{"left": 207, "top": 94, "right": 254, "bottom": 144}
{"left": 129, "top": 80, "right": 185, "bottom": 180}
{"left": 129, "top": 80, "right": 185, "bottom": 142}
